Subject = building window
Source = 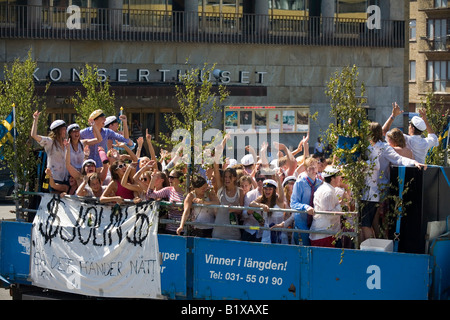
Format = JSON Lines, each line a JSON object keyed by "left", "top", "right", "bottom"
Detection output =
{"left": 269, "top": 0, "right": 308, "bottom": 14}
{"left": 427, "top": 61, "right": 450, "bottom": 92}
{"left": 427, "top": 19, "right": 448, "bottom": 50}
{"left": 124, "top": 0, "right": 171, "bottom": 11}
{"left": 336, "top": 0, "right": 368, "bottom": 19}
{"left": 410, "top": 61, "right": 416, "bottom": 81}
{"left": 199, "top": 0, "right": 242, "bottom": 14}
{"left": 435, "top": 0, "right": 448, "bottom": 8}
{"left": 409, "top": 20, "right": 416, "bottom": 41}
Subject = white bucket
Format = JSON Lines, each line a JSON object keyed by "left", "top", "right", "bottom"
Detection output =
{"left": 360, "top": 238, "right": 394, "bottom": 252}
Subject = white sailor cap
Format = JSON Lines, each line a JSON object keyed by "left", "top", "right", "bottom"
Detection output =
{"left": 82, "top": 159, "right": 96, "bottom": 168}
{"left": 410, "top": 116, "right": 426, "bottom": 132}
{"left": 50, "top": 119, "right": 66, "bottom": 131}
{"left": 228, "top": 158, "right": 237, "bottom": 167}
{"left": 322, "top": 165, "right": 340, "bottom": 178}
{"left": 67, "top": 123, "right": 80, "bottom": 134}
{"left": 262, "top": 179, "right": 278, "bottom": 188}
{"left": 105, "top": 116, "right": 118, "bottom": 127}
{"left": 282, "top": 175, "right": 297, "bottom": 187}
{"left": 241, "top": 154, "right": 255, "bottom": 166}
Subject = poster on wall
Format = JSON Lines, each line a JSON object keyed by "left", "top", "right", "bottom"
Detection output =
{"left": 224, "top": 106, "right": 310, "bottom": 133}
{"left": 282, "top": 110, "right": 295, "bottom": 132}
{"left": 240, "top": 111, "right": 253, "bottom": 130}
{"left": 254, "top": 110, "right": 267, "bottom": 130}
{"left": 225, "top": 111, "right": 238, "bottom": 130}
{"left": 297, "top": 109, "right": 309, "bottom": 132}
{"left": 268, "top": 110, "right": 281, "bottom": 130}
{"left": 30, "top": 194, "right": 162, "bottom": 299}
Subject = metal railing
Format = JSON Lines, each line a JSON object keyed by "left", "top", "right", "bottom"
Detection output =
{"left": 422, "top": 35, "right": 449, "bottom": 51}
{"left": 0, "top": 5, "right": 405, "bottom": 47}
{"left": 159, "top": 201, "right": 359, "bottom": 242}
{"left": 14, "top": 191, "right": 358, "bottom": 247}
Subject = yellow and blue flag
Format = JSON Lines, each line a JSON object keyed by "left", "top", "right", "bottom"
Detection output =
{"left": 0, "top": 109, "right": 16, "bottom": 159}
{"left": 439, "top": 121, "right": 449, "bottom": 146}
{"left": 0, "top": 109, "right": 15, "bottom": 148}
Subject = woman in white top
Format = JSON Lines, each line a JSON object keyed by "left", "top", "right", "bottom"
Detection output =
{"left": 31, "top": 111, "right": 68, "bottom": 186}
{"left": 250, "top": 177, "right": 288, "bottom": 244}
{"left": 213, "top": 167, "right": 244, "bottom": 240}
{"left": 177, "top": 175, "right": 219, "bottom": 237}
{"left": 67, "top": 123, "right": 102, "bottom": 170}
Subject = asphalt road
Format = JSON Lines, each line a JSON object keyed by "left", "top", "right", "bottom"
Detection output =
{"left": 0, "top": 202, "right": 15, "bottom": 220}
{"left": 0, "top": 202, "right": 15, "bottom": 300}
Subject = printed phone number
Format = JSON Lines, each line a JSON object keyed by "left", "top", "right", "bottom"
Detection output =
{"left": 209, "top": 270, "right": 283, "bottom": 285}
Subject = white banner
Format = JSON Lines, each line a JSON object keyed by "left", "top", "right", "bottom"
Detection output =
{"left": 31, "top": 194, "right": 162, "bottom": 299}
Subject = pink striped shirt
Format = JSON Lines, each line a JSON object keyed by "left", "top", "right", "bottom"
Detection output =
{"left": 147, "top": 186, "right": 184, "bottom": 233}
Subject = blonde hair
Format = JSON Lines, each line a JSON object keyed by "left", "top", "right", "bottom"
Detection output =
{"left": 296, "top": 155, "right": 305, "bottom": 166}
{"left": 304, "top": 156, "right": 318, "bottom": 168}
{"left": 239, "top": 175, "right": 253, "bottom": 186}
{"left": 386, "top": 128, "right": 406, "bottom": 148}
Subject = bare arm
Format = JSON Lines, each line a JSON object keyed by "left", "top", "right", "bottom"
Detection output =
{"left": 119, "top": 114, "right": 130, "bottom": 140}
{"left": 274, "top": 174, "right": 286, "bottom": 208}
{"left": 64, "top": 140, "right": 82, "bottom": 180}
{"left": 213, "top": 134, "right": 229, "bottom": 190}
{"left": 177, "top": 192, "right": 194, "bottom": 235}
{"left": 45, "top": 168, "right": 69, "bottom": 193}
{"left": 419, "top": 108, "right": 435, "bottom": 135}
{"left": 81, "top": 122, "right": 103, "bottom": 146}
{"left": 382, "top": 102, "right": 404, "bottom": 136}
{"left": 120, "top": 164, "right": 142, "bottom": 192}
{"left": 99, "top": 181, "right": 124, "bottom": 204}
{"left": 145, "top": 129, "right": 158, "bottom": 162}
{"left": 114, "top": 140, "right": 138, "bottom": 163}
{"left": 274, "top": 142, "right": 296, "bottom": 176}
{"left": 30, "top": 111, "right": 42, "bottom": 143}
{"left": 75, "top": 176, "right": 89, "bottom": 197}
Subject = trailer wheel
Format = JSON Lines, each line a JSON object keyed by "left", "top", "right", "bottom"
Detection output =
{"left": 10, "top": 285, "right": 22, "bottom": 300}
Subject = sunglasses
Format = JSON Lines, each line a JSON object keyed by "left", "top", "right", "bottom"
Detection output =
{"left": 168, "top": 176, "right": 179, "bottom": 180}
{"left": 255, "top": 177, "right": 265, "bottom": 182}
{"left": 116, "top": 164, "right": 126, "bottom": 169}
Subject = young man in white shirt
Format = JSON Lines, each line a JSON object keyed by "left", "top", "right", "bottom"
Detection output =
{"left": 383, "top": 103, "right": 438, "bottom": 164}
{"left": 310, "top": 166, "right": 342, "bottom": 247}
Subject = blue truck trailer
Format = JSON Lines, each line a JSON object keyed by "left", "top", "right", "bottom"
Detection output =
{"left": 0, "top": 166, "right": 449, "bottom": 300}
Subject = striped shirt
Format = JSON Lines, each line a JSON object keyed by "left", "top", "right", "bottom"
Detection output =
{"left": 147, "top": 186, "right": 184, "bottom": 233}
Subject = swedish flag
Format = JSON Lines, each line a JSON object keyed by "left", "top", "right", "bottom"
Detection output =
{"left": 439, "top": 121, "right": 449, "bottom": 147}
{"left": 0, "top": 110, "right": 15, "bottom": 147}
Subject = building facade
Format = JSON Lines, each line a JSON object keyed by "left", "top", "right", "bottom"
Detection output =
{"left": 0, "top": 0, "right": 408, "bottom": 155}
{"left": 409, "top": 0, "right": 450, "bottom": 112}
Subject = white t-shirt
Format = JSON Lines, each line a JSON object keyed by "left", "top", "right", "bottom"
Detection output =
{"left": 404, "top": 133, "right": 438, "bottom": 164}
{"left": 310, "top": 182, "right": 341, "bottom": 241}
{"left": 242, "top": 188, "right": 261, "bottom": 235}
{"left": 70, "top": 141, "right": 85, "bottom": 171}
{"left": 374, "top": 141, "right": 416, "bottom": 187}
{"left": 362, "top": 144, "right": 381, "bottom": 202}
{"left": 39, "top": 136, "right": 68, "bottom": 182}
{"left": 190, "top": 193, "right": 216, "bottom": 230}
{"left": 261, "top": 204, "right": 287, "bottom": 244}
{"left": 83, "top": 184, "right": 107, "bottom": 197}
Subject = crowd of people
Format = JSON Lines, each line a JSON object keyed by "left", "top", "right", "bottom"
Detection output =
{"left": 32, "top": 103, "right": 438, "bottom": 247}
